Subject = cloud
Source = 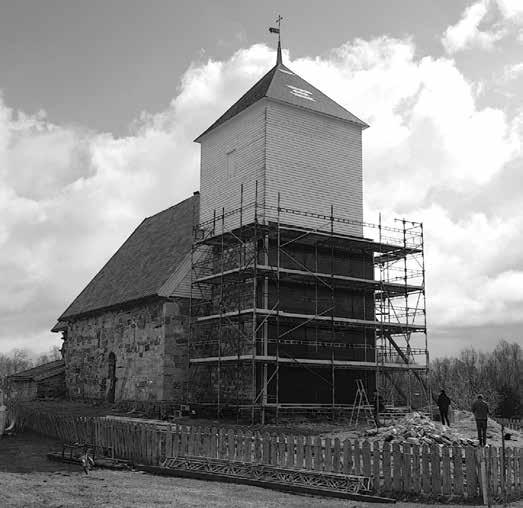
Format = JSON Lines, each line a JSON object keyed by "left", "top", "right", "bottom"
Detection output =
{"left": 442, "top": 0, "right": 523, "bottom": 53}
{"left": 0, "top": 35, "right": 522, "bottom": 356}
{"left": 442, "top": 0, "right": 504, "bottom": 53}
{"left": 502, "top": 61, "right": 523, "bottom": 81}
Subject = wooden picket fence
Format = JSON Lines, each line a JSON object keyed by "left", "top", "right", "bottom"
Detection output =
{"left": 14, "top": 407, "right": 523, "bottom": 501}
{"left": 494, "top": 417, "right": 522, "bottom": 432}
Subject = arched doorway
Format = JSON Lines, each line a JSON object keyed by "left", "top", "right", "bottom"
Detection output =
{"left": 107, "top": 352, "right": 116, "bottom": 403}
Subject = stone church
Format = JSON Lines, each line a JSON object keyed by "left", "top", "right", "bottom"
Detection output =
{"left": 54, "top": 41, "right": 406, "bottom": 410}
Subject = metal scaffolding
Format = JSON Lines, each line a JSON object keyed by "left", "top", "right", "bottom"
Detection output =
{"left": 188, "top": 186, "right": 429, "bottom": 423}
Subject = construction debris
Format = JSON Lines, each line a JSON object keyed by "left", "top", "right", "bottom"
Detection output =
{"left": 362, "top": 411, "right": 523, "bottom": 448}
{"left": 364, "top": 412, "right": 476, "bottom": 446}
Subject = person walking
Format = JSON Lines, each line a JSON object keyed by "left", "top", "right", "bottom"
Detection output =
{"left": 472, "top": 394, "right": 489, "bottom": 446}
{"left": 437, "top": 389, "right": 451, "bottom": 426}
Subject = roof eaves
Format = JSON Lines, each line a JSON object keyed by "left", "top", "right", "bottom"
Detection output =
{"left": 60, "top": 293, "right": 163, "bottom": 322}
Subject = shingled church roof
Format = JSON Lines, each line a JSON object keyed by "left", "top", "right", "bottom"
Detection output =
{"left": 195, "top": 61, "right": 368, "bottom": 142}
{"left": 58, "top": 194, "right": 198, "bottom": 320}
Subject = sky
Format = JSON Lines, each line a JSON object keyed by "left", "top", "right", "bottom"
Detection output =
{"left": 0, "top": 0, "right": 522, "bottom": 358}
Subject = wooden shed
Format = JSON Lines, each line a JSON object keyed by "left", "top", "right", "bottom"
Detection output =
{"left": 7, "top": 360, "right": 66, "bottom": 400}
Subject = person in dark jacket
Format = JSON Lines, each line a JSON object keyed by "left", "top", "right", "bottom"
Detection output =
{"left": 437, "top": 389, "right": 451, "bottom": 426}
{"left": 471, "top": 394, "right": 489, "bottom": 446}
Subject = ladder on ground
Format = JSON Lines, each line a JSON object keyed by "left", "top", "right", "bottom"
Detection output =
{"left": 350, "top": 379, "right": 376, "bottom": 427}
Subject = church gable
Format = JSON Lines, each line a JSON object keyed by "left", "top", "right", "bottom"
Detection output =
{"left": 195, "top": 62, "right": 367, "bottom": 143}
{"left": 59, "top": 194, "right": 198, "bottom": 320}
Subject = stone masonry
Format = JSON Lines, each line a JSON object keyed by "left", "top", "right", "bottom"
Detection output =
{"left": 63, "top": 297, "right": 188, "bottom": 402}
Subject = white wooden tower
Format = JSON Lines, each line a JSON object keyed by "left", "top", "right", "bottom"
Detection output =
{"left": 195, "top": 29, "right": 368, "bottom": 236}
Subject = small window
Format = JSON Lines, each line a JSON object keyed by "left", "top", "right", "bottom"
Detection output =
{"left": 226, "top": 149, "right": 237, "bottom": 178}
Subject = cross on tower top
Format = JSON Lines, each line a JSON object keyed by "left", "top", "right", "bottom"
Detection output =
{"left": 269, "top": 15, "right": 283, "bottom": 65}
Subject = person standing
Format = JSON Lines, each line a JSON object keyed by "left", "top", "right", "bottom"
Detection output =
{"left": 472, "top": 394, "right": 489, "bottom": 446}
{"left": 437, "top": 389, "right": 451, "bottom": 426}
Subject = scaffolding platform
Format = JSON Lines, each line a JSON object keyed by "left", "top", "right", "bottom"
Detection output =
{"left": 187, "top": 191, "right": 429, "bottom": 423}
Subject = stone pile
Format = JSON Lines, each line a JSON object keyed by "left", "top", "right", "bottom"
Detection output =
{"left": 364, "top": 412, "right": 476, "bottom": 446}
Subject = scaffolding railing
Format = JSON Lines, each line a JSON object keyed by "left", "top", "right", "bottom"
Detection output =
{"left": 188, "top": 184, "right": 429, "bottom": 423}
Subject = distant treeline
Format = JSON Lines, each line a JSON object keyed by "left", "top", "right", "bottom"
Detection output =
{"left": 430, "top": 340, "right": 522, "bottom": 419}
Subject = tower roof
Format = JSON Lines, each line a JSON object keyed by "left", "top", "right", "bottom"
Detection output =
{"left": 195, "top": 61, "right": 368, "bottom": 142}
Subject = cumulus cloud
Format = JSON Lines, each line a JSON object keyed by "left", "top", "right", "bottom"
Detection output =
{"left": 442, "top": 0, "right": 504, "bottom": 53}
{"left": 442, "top": 0, "right": 523, "bottom": 53}
{"left": 1, "top": 33, "right": 522, "bottom": 355}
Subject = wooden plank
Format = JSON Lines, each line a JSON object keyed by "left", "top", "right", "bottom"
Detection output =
{"left": 431, "top": 444, "right": 441, "bottom": 496}
{"left": 333, "top": 438, "right": 341, "bottom": 474}
{"left": 411, "top": 444, "right": 420, "bottom": 494}
{"left": 198, "top": 427, "right": 205, "bottom": 457}
{"left": 209, "top": 427, "right": 217, "bottom": 459}
{"left": 465, "top": 446, "right": 477, "bottom": 498}
{"left": 441, "top": 446, "right": 451, "bottom": 496}
{"left": 219, "top": 428, "right": 227, "bottom": 460}
{"left": 383, "top": 442, "right": 391, "bottom": 492}
{"left": 304, "top": 436, "right": 312, "bottom": 470}
{"left": 254, "top": 432, "right": 262, "bottom": 463}
{"left": 452, "top": 444, "right": 464, "bottom": 497}
{"left": 421, "top": 444, "right": 430, "bottom": 494}
{"left": 343, "top": 440, "right": 353, "bottom": 475}
{"left": 165, "top": 430, "right": 172, "bottom": 461}
{"left": 236, "top": 430, "right": 244, "bottom": 462}
{"left": 286, "top": 435, "right": 295, "bottom": 468}
{"left": 405, "top": 444, "right": 413, "bottom": 492}
{"left": 270, "top": 435, "right": 278, "bottom": 466}
{"left": 243, "top": 430, "right": 252, "bottom": 463}
{"left": 278, "top": 434, "right": 286, "bottom": 467}
{"left": 353, "top": 440, "right": 361, "bottom": 476}
{"left": 296, "top": 435, "right": 304, "bottom": 469}
{"left": 489, "top": 446, "right": 498, "bottom": 497}
{"left": 506, "top": 448, "right": 513, "bottom": 494}
{"left": 392, "top": 442, "right": 402, "bottom": 492}
{"left": 262, "top": 433, "right": 271, "bottom": 465}
{"left": 228, "top": 429, "right": 236, "bottom": 460}
{"left": 313, "top": 436, "right": 322, "bottom": 471}
{"left": 362, "top": 440, "right": 371, "bottom": 478}
{"left": 324, "top": 437, "right": 332, "bottom": 473}
{"left": 372, "top": 441, "right": 381, "bottom": 492}
{"left": 518, "top": 448, "right": 523, "bottom": 494}
{"left": 181, "top": 427, "right": 188, "bottom": 458}
{"left": 155, "top": 431, "right": 162, "bottom": 466}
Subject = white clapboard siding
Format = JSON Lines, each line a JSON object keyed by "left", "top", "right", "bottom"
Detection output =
{"left": 199, "top": 101, "right": 267, "bottom": 230}
{"left": 198, "top": 99, "right": 364, "bottom": 237}
{"left": 265, "top": 101, "right": 363, "bottom": 237}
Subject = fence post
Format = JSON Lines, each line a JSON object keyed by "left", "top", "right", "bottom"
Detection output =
{"left": 313, "top": 436, "right": 322, "bottom": 471}
{"left": 411, "top": 444, "right": 420, "bottom": 494}
{"left": 324, "top": 437, "right": 332, "bottom": 473}
{"left": 333, "top": 437, "right": 341, "bottom": 474}
{"left": 441, "top": 445, "right": 451, "bottom": 496}
{"left": 362, "top": 440, "right": 371, "bottom": 478}
{"left": 452, "top": 444, "right": 464, "bottom": 497}
{"left": 354, "top": 440, "right": 361, "bottom": 475}
{"left": 243, "top": 430, "right": 252, "bottom": 463}
{"left": 304, "top": 435, "right": 312, "bottom": 469}
{"left": 296, "top": 435, "right": 304, "bottom": 469}
{"left": 383, "top": 442, "right": 391, "bottom": 492}
{"left": 421, "top": 444, "right": 431, "bottom": 494}
{"left": 465, "top": 446, "right": 477, "bottom": 499}
{"left": 392, "top": 442, "right": 402, "bottom": 492}
{"left": 431, "top": 443, "right": 441, "bottom": 496}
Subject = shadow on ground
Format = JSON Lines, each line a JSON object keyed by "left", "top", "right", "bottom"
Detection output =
{"left": 0, "top": 432, "right": 79, "bottom": 474}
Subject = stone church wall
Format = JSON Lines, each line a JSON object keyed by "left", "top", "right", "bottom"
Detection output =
{"left": 64, "top": 298, "right": 188, "bottom": 402}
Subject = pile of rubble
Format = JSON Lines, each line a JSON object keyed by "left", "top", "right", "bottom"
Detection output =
{"left": 364, "top": 412, "right": 476, "bottom": 446}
